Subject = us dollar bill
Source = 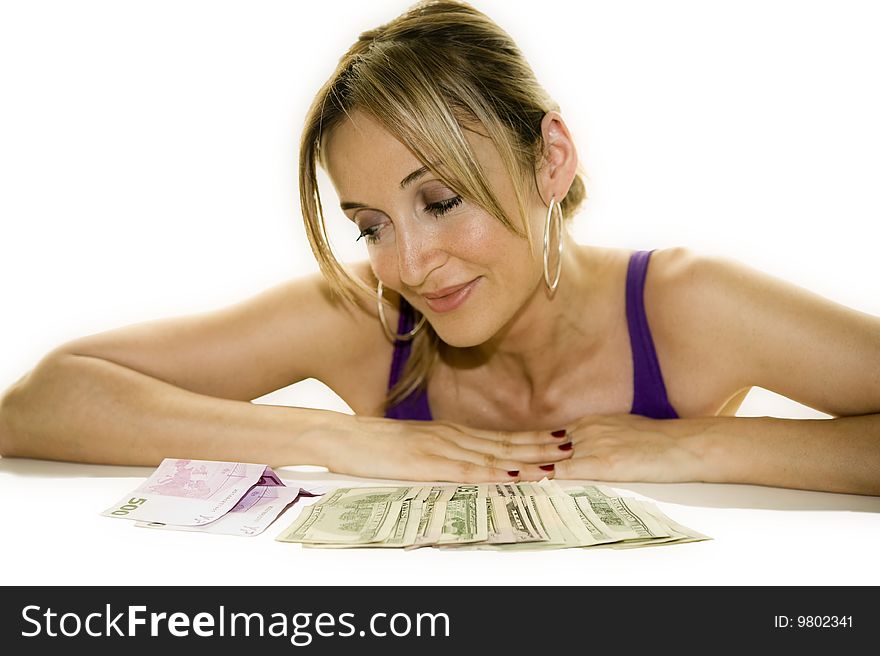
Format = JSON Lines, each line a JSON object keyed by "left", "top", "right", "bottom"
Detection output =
{"left": 275, "top": 486, "right": 416, "bottom": 545}
{"left": 435, "top": 485, "right": 488, "bottom": 544}
{"left": 276, "top": 480, "right": 711, "bottom": 551}
{"left": 566, "top": 485, "right": 670, "bottom": 541}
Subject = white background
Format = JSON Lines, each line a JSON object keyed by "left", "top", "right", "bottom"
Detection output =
{"left": 1, "top": 0, "right": 878, "bottom": 416}
{"left": 1, "top": 0, "right": 879, "bottom": 585}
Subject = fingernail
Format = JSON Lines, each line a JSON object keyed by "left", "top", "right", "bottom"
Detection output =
{"left": 551, "top": 429, "right": 567, "bottom": 438}
{"left": 507, "top": 470, "right": 520, "bottom": 477}
{"left": 558, "top": 442, "right": 573, "bottom": 451}
{"left": 539, "top": 464, "right": 555, "bottom": 471}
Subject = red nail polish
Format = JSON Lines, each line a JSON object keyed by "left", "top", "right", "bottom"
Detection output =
{"left": 539, "top": 464, "right": 555, "bottom": 471}
{"left": 558, "top": 442, "right": 573, "bottom": 451}
{"left": 507, "top": 470, "right": 520, "bottom": 477}
{"left": 551, "top": 430, "right": 567, "bottom": 438}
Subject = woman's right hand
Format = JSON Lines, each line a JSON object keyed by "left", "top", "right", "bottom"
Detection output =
{"left": 315, "top": 415, "right": 573, "bottom": 483}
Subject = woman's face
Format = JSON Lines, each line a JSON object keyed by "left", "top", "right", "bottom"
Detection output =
{"left": 323, "top": 110, "right": 546, "bottom": 348}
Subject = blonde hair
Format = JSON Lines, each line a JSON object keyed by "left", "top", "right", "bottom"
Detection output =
{"left": 299, "top": 0, "right": 587, "bottom": 414}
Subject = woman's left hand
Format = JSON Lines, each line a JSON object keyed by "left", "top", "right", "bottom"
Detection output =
{"left": 549, "top": 413, "right": 706, "bottom": 483}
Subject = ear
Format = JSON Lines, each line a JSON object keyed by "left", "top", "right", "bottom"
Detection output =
{"left": 536, "top": 111, "right": 579, "bottom": 206}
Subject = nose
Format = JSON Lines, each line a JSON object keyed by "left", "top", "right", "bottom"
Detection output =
{"left": 395, "top": 220, "right": 443, "bottom": 290}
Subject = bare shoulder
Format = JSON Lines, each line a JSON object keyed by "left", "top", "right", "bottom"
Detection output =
{"left": 643, "top": 246, "right": 745, "bottom": 333}
{"left": 49, "top": 259, "right": 397, "bottom": 407}
{"left": 641, "top": 247, "right": 752, "bottom": 414}
{"left": 644, "top": 247, "right": 880, "bottom": 416}
{"left": 245, "top": 258, "right": 400, "bottom": 413}
{"left": 317, "top": 260, "right": 401, "bottom": 414}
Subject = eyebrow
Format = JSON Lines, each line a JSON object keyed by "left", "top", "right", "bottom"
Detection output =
{"left": 339, "top": 164, "right": 431, "bottom": 211}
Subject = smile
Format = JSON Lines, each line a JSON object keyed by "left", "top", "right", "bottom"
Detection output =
{"left": 422, "top": 278, "right": 480, "bottom": 313}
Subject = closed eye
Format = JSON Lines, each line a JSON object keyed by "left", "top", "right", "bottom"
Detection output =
{"left": 425, "top": 196, "right": 462, "bottom": 217}
{"left": 355, "top": 195, "right": 464, "bottom": 244}
{"left": 356, "top": 225, "right": 382, "bottom": 244}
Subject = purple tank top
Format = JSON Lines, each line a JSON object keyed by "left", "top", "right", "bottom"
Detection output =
{"left": 384, "top": 249, "right": 679, "bottom": 420}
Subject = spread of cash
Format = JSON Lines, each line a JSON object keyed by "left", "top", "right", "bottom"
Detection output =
{"left": 275, "top": 480, "right": 711, "bottom": 550}
{"left": 100, "top": 458, "right": 317, "bottom": 537}
{"left": 101, "top": 459, "right": 709, "bottom": 548}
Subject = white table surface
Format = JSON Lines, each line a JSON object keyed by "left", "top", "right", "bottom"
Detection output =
{"left": 2, "top": 457, "right": 878, "bottom": 586}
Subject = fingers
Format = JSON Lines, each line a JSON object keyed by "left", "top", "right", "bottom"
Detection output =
{"left": 439, "top": 421, "right": 567, "bottom": 446}
{"left": 426, "top": 443, "right": 560, "bottom": 482}
{"left": 415, "top": 457, "right": 521, "bottom": 484}
{"left": 403, "top": 454, "right": 557, "bottom": 484}
{"left": 444, "top": 432, "right": 574, "bottom": 465}
{"left": 386, "top": 424, "right": 576, "bottom": 483}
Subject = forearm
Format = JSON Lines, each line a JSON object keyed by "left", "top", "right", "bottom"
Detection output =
{"left": 680, "top": 414, "right": 880, "bottom": 496}
{"left": 0, "top": 353, "right": 352, "bottom": 469}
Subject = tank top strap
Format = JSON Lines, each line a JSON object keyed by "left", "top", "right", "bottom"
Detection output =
{"left": 386, "top": 296, "right": 416, "bottom": 389}
{"left": 626, "top": 249, "right": 679, "bottom": 419}
{"left": 384, "top": 296, "right": 432, "bottom": 420}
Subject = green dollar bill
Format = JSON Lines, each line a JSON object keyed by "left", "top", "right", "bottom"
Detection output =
{"left": 275, "top": 486, "right": 414, "bottom": 544}
{"left": 436, "top": 485, "right": 488, "bottom": 544}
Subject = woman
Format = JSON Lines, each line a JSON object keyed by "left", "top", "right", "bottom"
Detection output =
{"left": 1, "top": 0, "right": 878, "bottom": 495}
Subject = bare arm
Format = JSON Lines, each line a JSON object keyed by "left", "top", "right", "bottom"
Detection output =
{"left": 0, "top": 270, "right": 364, "bottom": 467}
{"left": 0, "top": 351, "right": 342, "bottom": 469}
{"left": 691, "top": 414, "right": 880, "bottom": 496}
{"left": 691, "top": 251, "right": 880, "bottom": 494}
{"left": 555, "top": 250, "right": 880, "bottom": 496}
{"left": 0, "top": 264, "right": 573, "bottom": 481}
{"left": 0, "top": 351, "right": 570, "bottom": 480}
{"left": 552, "top": 411, "right": 880, "bottom": 496}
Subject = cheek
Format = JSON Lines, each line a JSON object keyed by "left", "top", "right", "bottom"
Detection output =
{"left": 459, "top": 211, "right": 534, "bottom": 263}
{"left": 452, "top": 218, "right": 497, "bottom": 263}
{"left": 370, "top": 257, "right": 398, "bottom": 288}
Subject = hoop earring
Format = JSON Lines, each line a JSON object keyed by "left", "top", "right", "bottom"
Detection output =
{"left": 543, "top": 196, "right": 564, "bottom": 294}
{"left": 377, "top": 280, "right": 426, "bottom": 342}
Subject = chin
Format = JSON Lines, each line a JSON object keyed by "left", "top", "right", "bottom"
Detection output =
{"left": 433, "top": 318, "right": 498, "bottom": 348}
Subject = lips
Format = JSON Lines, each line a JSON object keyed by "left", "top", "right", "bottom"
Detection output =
{"left": 422, "top": 280, "right": 475, "bottom": 299}
{"left": 421, "top": 277, "right": 480, "bottom": 313}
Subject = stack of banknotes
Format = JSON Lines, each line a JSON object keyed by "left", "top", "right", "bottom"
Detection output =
{"left": 100, "top": 458, "right": 316, "bottom": 537}
{"left": 275, "top": 480, "right": 710, "bottom": 550}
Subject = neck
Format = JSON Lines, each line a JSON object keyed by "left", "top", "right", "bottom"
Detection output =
{"left": 441, "top": 239, "right": 611, "bottom": 411}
